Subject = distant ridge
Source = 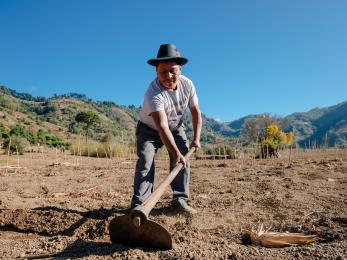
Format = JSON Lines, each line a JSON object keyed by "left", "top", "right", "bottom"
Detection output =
{"left": 286, "top": 100, "right": 347, "bottom": 147}
{"left": 0, "top": 86, "right": 346, "bottom": 147}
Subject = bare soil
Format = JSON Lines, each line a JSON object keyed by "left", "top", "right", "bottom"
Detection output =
{"left": 0, "top": 149, "right": 346, "bottom": 259}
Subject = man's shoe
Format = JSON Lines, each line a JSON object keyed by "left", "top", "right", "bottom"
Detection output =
{"left": 130, "top": 203, "right": 140, "bottom": 210}
{"left": 172, "top": 199, "right": 197, "bottom": 215}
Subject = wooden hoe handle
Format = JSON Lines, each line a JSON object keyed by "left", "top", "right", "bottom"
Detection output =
{"left": 132, "top": 147, "right": 196, "bottom": 225}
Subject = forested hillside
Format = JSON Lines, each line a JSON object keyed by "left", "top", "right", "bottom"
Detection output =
{"left": 1, "top": 86, "right": 346, "bottom": 149}
{"left": 0, "top": 86, "right": 231, "bottom": 149}
{"left": 287, "top": 101, "right": 347, "bottom": 147}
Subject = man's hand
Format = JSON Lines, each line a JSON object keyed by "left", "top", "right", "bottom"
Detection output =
{"left": 190, "top": 139, "right": 201, "bottom": 150}
{"left": 174, "top": 152, "right": 187, "bottom": 168}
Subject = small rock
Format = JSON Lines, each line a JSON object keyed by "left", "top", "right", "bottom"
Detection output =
{"left": 228, "top": 252, "right": 238, "bottom": 260}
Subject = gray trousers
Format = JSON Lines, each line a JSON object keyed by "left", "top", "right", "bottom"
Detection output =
{"left": 131, "top": 121, "right": 190, "bottom": 207}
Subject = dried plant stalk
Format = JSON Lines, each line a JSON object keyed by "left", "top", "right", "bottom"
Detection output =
{"left": 243, "top": 224, "right": 318, "bottom": 247}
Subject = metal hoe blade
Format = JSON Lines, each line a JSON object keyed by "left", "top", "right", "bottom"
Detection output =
{"left": 109, "top": 214, "right": 172, "bottom": 250}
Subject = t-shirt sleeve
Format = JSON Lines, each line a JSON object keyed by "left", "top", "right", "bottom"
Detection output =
{"left": 188, "top": 83, "right": 199, "bottom": 108}
{"left": 144, "top": 92, "right": 164, "bottom": 116}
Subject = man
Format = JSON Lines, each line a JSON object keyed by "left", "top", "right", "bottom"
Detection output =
{"left": 131, "top": 43, "right": 202, "bottom": 214}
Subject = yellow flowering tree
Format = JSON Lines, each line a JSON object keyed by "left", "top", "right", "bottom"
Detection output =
{"left": 259, "top": 124, "right": 293, "bottom": 158}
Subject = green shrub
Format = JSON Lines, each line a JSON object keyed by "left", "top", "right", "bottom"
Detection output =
{"left": 9, "top": 124, "right": 37, "bottom": 144}
{"left": 1, "top": 125, "right": 70, "bottom": 153}
{"left": 3, "top": 136, "right": 29, "bottom": 155}
{"left": 36, "top": 129, "right": 70, "bottom": 149}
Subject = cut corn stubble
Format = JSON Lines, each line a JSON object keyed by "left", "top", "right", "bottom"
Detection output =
{"left": 243, "top": 224, "right": 319, "bottom": 247}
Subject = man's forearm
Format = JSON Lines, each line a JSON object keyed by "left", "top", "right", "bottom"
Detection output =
{"left": 191, "top": 106, "right": 202, "bottom": 142}
{"left": 192, "top": 114, "right": 202, "bottom": 141}
{"left": 157, "top": 125, "right": 180, "bottom": 157}
{"left": 151, "top": 111, "right": 181, "bottom": 157}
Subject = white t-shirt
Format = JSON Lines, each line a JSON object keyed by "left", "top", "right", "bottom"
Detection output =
{"left": 139, "top": 75, "right": 198, "bottom": 131}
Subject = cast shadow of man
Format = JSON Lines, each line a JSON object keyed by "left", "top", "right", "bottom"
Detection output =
{"left": 1, "top": 205, "right": 178, "bottom": 258}
{"left": 51, "top": 238, "right": 157, "bottom": 259}
{"left": 32, "top": 205, "right": 129, "bottom": 237}
{"left": 32, "top": 205, "right": 180, "bottom": 236}
{"left": 0, "top": 206, "right": 133, "bottom": 258}
{"left": 36, "top": 206, "right": 169, "bottom": 258}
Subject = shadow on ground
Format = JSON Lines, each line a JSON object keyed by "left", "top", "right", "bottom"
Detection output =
{"left": 0, "top": 206, "right": 129, "bottom": 237}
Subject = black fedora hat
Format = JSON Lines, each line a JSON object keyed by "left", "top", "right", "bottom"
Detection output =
{"left": 147, "top": 43, "right": 188, "bottom": 66}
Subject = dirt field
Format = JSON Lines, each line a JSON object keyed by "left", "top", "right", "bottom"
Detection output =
{"left": 0, "top": 149, "right": 346, "bottom": 259}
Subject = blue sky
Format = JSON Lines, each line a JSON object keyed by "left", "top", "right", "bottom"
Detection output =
{"left": 0, "top": 0, "right": 346, "bottom": 122}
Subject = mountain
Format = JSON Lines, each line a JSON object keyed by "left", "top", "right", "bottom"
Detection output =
{"left": 220, "top": 101, "right": 347, "bottom": 148}
{"left": 0, "top": 86, "right": 231, "bottom": 147}
{"left": 1, "top": 85, "right": 346, "bottom": 148}
{"left": 0, "top": 87, "right": 138, "bottom": 146}
{"left": 286, "top": 101, "right": 347, "bottom": 147}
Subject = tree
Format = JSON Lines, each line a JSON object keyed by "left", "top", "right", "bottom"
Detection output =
{"left": 75, "top": 111, "right": 101, "bottom": 143}
{"left": 0, "top": 85, "right": 10, "bottom": 95}
{"left": 3, "top": 136, "right": 29, "bottom": 155}
{"left": 258, "top": 124, "right": 293, "bottom": 158}
{"left": 241, "top": 114, "right": 291, "bottom": 146}
{"left": 241, "top": 114, "right": 278, "bottom": 145}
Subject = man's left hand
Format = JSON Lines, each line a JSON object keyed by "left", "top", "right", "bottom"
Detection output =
{"left": 190, "top": 140, "right": 201, "bottom": 150}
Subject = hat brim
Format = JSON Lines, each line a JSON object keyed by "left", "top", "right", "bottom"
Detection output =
{"left": 147, "top": 57, "right": 188, "bottom": 66}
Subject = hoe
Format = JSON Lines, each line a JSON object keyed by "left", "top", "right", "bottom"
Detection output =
{"left": 108, "top": 147, "right": 196, "bottom": 250}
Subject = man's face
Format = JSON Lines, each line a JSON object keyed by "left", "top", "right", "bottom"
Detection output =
{"left": 156, "top": 61, "right": 181, "bottom": 90}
